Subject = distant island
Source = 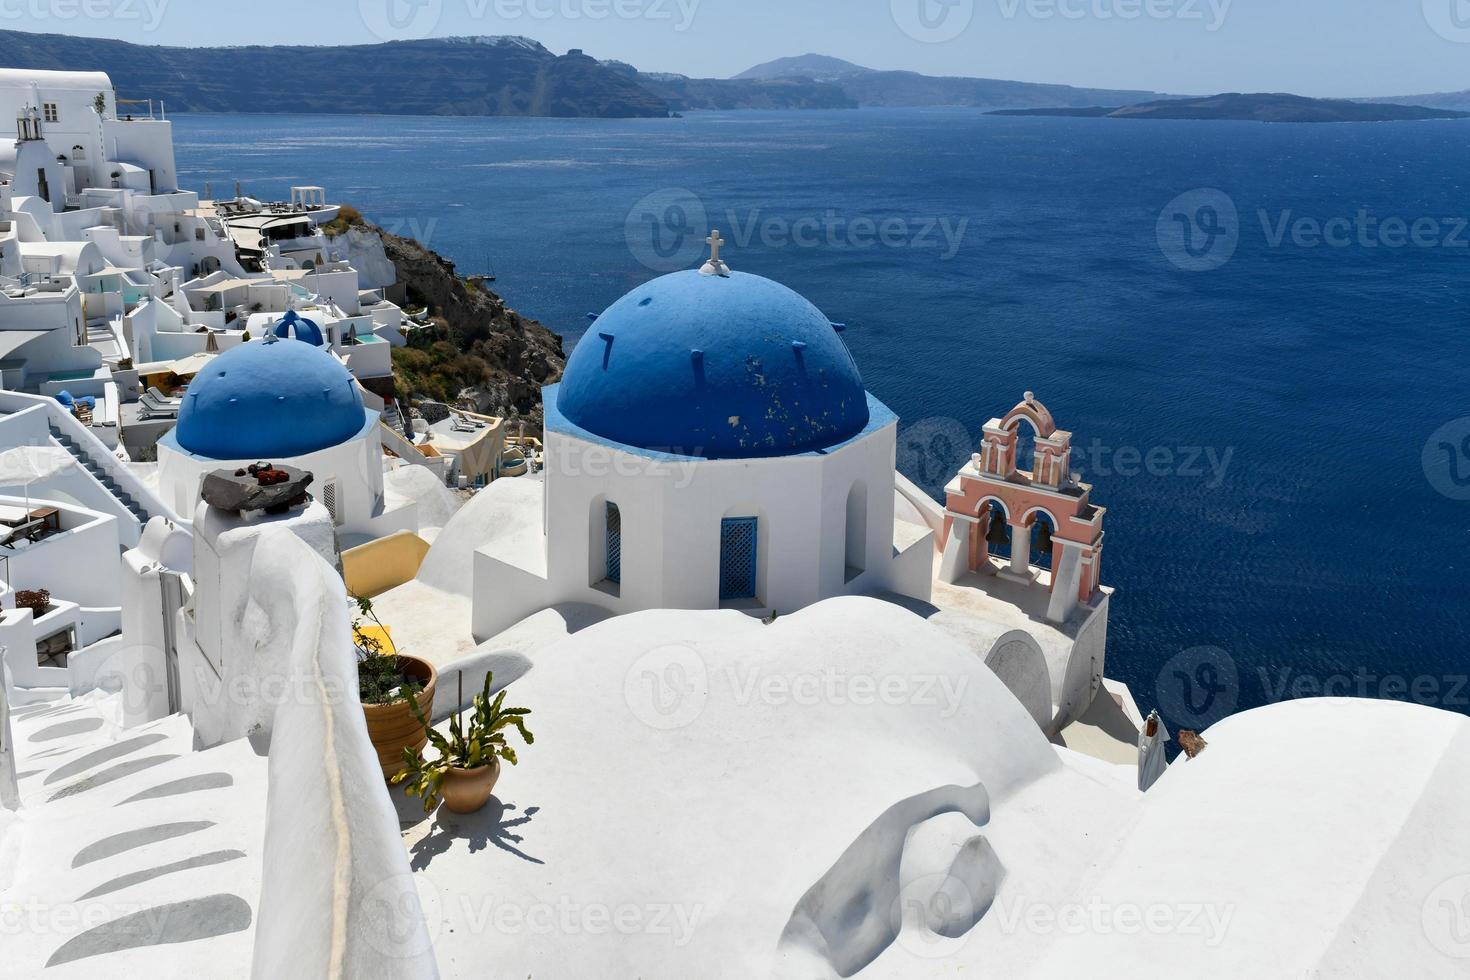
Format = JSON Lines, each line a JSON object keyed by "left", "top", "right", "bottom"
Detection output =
{"left": 2, "top": 33, "right": 1464, "bottom": 120}
{"left": 988, "top": 93, "right": 1470, "bottom": 123}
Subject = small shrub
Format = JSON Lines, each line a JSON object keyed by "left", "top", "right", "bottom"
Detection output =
{"left": 352, "top": 594, "right": 420, "bottom": 706}
{"left": 15, "top": 590, "right": 50, "bottom": 615}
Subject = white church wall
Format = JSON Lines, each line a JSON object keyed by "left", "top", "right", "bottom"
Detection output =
{"left": 475, "top": 422, "right": 912, "bottom": 640}
{"left": 158, "top": 425, "right": 387, "bottom": 538}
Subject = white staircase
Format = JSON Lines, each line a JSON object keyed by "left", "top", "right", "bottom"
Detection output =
{"left": 1, "top": 692, "right": 267, "bottom": 978}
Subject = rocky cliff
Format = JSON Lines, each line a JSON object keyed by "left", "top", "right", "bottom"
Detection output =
{"left": 0, "top": 32, "right": 669, "bottom": 118}
{"left": 330, "top": 218, "right": 565, "bottom": 430}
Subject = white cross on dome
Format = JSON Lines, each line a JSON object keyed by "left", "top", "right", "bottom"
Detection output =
{"left": 700, "top": 230, "right": 730, "bottom": 277}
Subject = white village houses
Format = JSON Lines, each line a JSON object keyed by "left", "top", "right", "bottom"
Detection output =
{"left": 0, "top": 67, "right": 1466, "bottom": 980}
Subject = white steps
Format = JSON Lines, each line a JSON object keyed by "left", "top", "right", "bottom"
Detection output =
{"left": 2, "top": 693, "right": 268, "bottom": 977}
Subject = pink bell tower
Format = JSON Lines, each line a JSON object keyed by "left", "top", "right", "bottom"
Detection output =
{"left": 938, "top": 393, "right": 1107, "bottom": 624}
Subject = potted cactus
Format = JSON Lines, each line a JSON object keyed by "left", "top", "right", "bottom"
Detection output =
{"left": 353, "top": 594, "right": 437, "bottom": 779}
{"left": 392, "top": 670, "right": 533, "bottom": 814}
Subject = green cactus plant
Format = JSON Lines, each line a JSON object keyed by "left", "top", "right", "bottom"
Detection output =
{"left": 390, "top": 670, "right": 533, "bottom": 813}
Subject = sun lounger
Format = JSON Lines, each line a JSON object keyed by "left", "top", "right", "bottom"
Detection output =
{"left": 0, "top": 519, "right": 46, "bottom": 549}
{"left": 135, "top": 399, "right": 179, "bottom": 421}
{"left": 139, "top": 392, "right": 180, "bottom": 413}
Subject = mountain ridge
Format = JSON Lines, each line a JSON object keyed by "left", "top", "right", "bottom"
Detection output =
{"left": 2, "top": 33, "right": 1462, "bottom": 118}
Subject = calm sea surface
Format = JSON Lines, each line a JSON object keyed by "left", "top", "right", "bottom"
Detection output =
{"left": 171, "top": 109, "right": 1470, "bottom": 730}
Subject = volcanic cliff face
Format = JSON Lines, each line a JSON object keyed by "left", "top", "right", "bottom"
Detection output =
{"left": 336, "top": 221, "right": 565, "bottom": 430}
{"left": 0, "top": 31, "right": 670, "bottom": 118}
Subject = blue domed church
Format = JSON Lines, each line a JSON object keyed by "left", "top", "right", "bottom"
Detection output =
{"left": 471, "top": 240, "right": 935, "bottom": 639}
{"left": 156, "top": 331, "right": 404, "bottom": 539}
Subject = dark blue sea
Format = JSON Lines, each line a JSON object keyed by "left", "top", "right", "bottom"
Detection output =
{"left": 171, "top": 109, "right": 1470, "bottom": 732}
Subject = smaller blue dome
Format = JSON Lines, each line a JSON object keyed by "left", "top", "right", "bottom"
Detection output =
{"left": 175, "top": 338, "right": 368, "bottom": 460}
{"left": 272, "top": 309, "right": 324, "bottom": 347}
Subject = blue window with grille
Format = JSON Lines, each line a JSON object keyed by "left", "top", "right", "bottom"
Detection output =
{"left": 605, "top": 502, "right": 622, "bottom": 585}
{"left": 719, "top": 517, "right": 759, "bottom": 601}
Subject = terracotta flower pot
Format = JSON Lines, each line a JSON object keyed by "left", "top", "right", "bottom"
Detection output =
{"left": 362, "top": 656, "right": 437, "bottom": 780}
{"left": 440, "top": 758, "right": 500, "bottom": 814}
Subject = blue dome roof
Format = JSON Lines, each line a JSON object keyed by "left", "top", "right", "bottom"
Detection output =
{"left": 175, "top": 338, "right": 368, "bottom": 460}
{"left": 557, "top": 271, "right": 868, "bottom": 458}
{"left": 271, "top": 309, "right": 324, "bottom": 347}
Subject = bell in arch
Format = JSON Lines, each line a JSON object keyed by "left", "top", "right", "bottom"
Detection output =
{"left": 1034, "top": 520, "right": 1054, "bottom": 555}
{"left": 986, "top": 507, "right": 1010, "bottom": 547}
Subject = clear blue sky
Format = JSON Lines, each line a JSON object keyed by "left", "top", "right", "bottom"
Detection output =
{"left": 7, "top": 0, "right": 1466, "bottom": 97}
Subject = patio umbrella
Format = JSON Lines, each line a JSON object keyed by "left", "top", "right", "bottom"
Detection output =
{"left": 0, "top": 445, "right": 75, "bottom": 514}
{"left": 169, "top": 351, "right": 216, "bottom": 377}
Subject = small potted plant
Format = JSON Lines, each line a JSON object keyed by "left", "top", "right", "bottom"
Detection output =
{"left": 353, "top": 594, "right": 437, "bottom": 779}
{"left": 392, "top": 670, "right": 533, "bottom": 814}
{"left": 15, "top": 589, "right": 51, "bottom": 617}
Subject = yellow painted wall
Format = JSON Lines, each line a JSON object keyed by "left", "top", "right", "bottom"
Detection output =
{"left": 342, "top": 531, "right": 431, "bottom": 599}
